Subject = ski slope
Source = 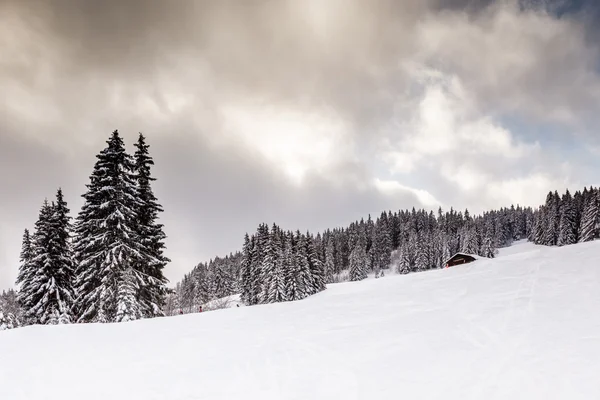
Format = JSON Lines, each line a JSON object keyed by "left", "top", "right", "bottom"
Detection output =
{"left": 2, "top": 240, "right": 600, "bottom": 399}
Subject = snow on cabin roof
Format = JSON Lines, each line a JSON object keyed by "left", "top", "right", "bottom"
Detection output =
{"left": 445, "top": 252, "right": 481, "bottom": 264}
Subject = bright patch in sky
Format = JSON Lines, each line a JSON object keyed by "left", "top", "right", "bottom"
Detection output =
{"left": 221, "top": 103, "right": 351, "bottom": 184}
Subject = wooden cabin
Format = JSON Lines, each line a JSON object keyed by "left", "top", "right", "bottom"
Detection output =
{"left": 444, "top": 253, "right": 478, "bottom": 268}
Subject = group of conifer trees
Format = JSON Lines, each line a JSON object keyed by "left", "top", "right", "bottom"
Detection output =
{"left": 171, "top": 205, "right": 537, "bottom": 309}
{"left": 13, "top": 130, "right": 169, "bottom": 327}
{"left": 165, "top": 253, "right": 241, "bottom": 315}
{"left": 239, "top": 224, "right": 327, "bottom": 306}
{"left": 530, "top": 188, "right": 600, "bottom": 246}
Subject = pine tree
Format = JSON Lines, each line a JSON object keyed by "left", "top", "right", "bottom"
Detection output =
{"left": 579, "top": 189, "right": 599, "bottom": 243}
{"left": 349, "top": 226, "right": 368, "bottom": 281}
{"left": 248, "top": 235, "right": 262, "bottom": 305}
{"left": 557, "top": 190, "right": 577, "bottom": 246}
{"left": 261, "top": 224, "right": 281, "bottom": 303}
{"left": 533, "top": 207, "right": 545, "bottom": 244}
{"left": 481, "top": 236, "right": 497, "bottom": 258}
{"left": 434, "top": 230, "right": 451, "bottom": 268}
{"left": 15, "top": 229, "right": 34, "bottom": 322}
{"left": 239, "top": 233, "right": 252, "bottom": 305}
{"left": 305, "top": 232, "right": 326, "bottom": 294}
{"left": 543, "top": 191, "right": 560, "bottom": 246}
{"left": 0, "top": 289, "right": 22, "bottom": 330}
{"left": 377, "top": 213, "right": 392, "bottom": 271}
{"left": 324, "top": 237, "right": 335, "bottom": 284}
{"left": 212, "top": 260, "right": 234, "bottom": 300}
{"left": 295, "top": 231, "right": 315, "bottom": 297}
{"left": 284, "top": 232, "right": 302, "bottom": 301}
{"left": 20, "top": 197, "right": 74, "bottom": 325}
{"left": 397, "top": 242, "right": 411, "bottom": 274}
{"left": 0, "top": 310, "right": 18, "bottom": 331}
{"left": 133, "top": 133, "right": 170, "bottom": 317}
{"left": 47, "top": 188, "right": 76, "bottom": 324}
{"left": 73, "top": 130, "right": 146, "bottom": 323}
{"left": 461, "top": 226, "right": 479, "bottom": 255}
{"left": 266, "top": 228, "right": 287, "bottom": 303}
{"left": 415, "top": 234, "right": 430, "bottom": 272}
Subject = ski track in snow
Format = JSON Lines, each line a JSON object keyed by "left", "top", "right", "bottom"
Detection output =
{"left": 2, "top": 240, "right": 600, "bottom": 399}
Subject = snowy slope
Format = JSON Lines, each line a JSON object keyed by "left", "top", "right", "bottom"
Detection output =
{"left": 2, "top": 240, "right": 600, "bottom": 399}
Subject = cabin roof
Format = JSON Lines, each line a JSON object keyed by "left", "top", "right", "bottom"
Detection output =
{"left": 445, "top": 252, "right": 480, "bottom": 264}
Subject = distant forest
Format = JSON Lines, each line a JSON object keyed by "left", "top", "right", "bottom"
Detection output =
{"left": 164, "top": 187, "right": 599, "bottom": 316}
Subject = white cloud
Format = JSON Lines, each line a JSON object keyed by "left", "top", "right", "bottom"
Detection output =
{"left": 486, "top": 173, "right": 569, "bottom": 208}
{"left": 411, "top": 1, "right": 600, "bottom": 124}
{"left": 374, "top": 178, "right": 440, "bottom": 208}
{"left": 220, "top": 102, "right": 354, "bottom": 184}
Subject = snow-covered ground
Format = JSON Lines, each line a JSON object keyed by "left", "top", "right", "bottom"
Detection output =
{"left": 2, "top": 240, "right": 600, "bottom": 399}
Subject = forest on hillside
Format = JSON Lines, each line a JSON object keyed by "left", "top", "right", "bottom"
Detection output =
{"left": 164, "top": 187, "right": 599, "bottom": 316}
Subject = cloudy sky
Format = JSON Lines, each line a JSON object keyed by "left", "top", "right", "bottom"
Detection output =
{"left": 2, "top": 0, "right": 600, "bottom": 290}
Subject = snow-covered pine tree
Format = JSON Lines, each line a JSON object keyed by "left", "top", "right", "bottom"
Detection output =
{"left": 543, "top": 191, "right": 560, "bottom": 246}
{"left": 247, "top": 235, "right": 262, "bottom": 305}
{"left": 557, "top": 190, "right": 577, "bottom": 246}
{"left": 324, "top": 237, "right": 335, "bottom": 284}
{"left": 284, "top": 231, "right": 302, "bottom": 301}
{"left": 46, "top": 188, "right": 75, "bottom": 324}
{"left": 192, "top": 263, "right": 210, "bottom": 306}
{"left": 252, "top": 224, "right": 269, "bottom": 304}
{"left": 22, "top": 196, "right": 74, "bottom": 325}
{"left": 348, "top": 226, "right": 368, "bottom": 281}
{"left": 0, "top": 310, "right": 18, "bottom": 331}
{"left": 212, "top": 259, "right": 234, "bottom": 300}
{"left": 433, "top": 230, "right": 451, "bottom": 268}
{"left": 239, "top": 233, "right": 252, "bottom": 305}
{"left": 397, "top": 242, "right": 411, "bottom": 274}
{"left": 295, "top": 231, "right": 316, "bottom": 297}
{"left": 15, "top": 228, "right": 34, "bottom": 322}
{"left": 305, "top": 232, "right": 326, "bottom": 294}
{"left": 533, "top": 207, "right": 545, "bottom": 244}
{"left": 261, "top": 224, "right": 280, "bottom": 303}
{"left": 266, "top": 227, "right": 287, "bottom": 303}
{"left": 73, "top": 130, "right": 147, "bottom": 323}
{"left": 377, "top": 212, "right": 393, "bottom": 271}
{"left": 415, "top": 233, "right": 430, "bottom": 272}
{"left": 133, "top": 133, "right": 170, "bottom": 317}
{"left": 0, "top": 290, "right": 20, "bottom": 330}
{"left": 481, "top": 236, "right": 497, "bottom": 258}
{"left": 579, "top": 188, "right": 599, "bottom": 243}
{"left": 461, "top": 225, "right": 479, "bottom": 255}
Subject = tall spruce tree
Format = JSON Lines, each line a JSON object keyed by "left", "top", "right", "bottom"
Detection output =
{"left": 212, "top": 260, "right": 234, "bottom": 300}
{"left": 239, "top": 233, "right": 252, "bottom": 305}
{"left": 73, "top": 130, "right": 147, "bottom": 323}
{"left": 557, "top": 190, "right": 577, "bottom": 246}
{"left": 305, "top": 232, "right": 326, "bottom": 294}
{"left": 284, "top": 231, "right": 302, "bottom": 301}
{"left": 349, "top": 226, "right": 368, "bottom": 281}
{"left": 20, "top": 196, "right": 74, "bottom": 325}
{"left": 579, "top": 188, "right": 599, "bottom": 243}
{"left": 295, "top": 231, "right": 316, "bottom": 298}
{"left": 324, "top": 237, "right": 335, "bottom": 284}
{"left": 46, "top": 188, "right": 75, "bottom": 323}
{"left": 262, "top": 224, "right": 281, "bottom": 303}
{"left": 133, "top": 133, "right": 170, "bottom": 317}
{"left": 15, "top": 229, "right": 34, "bottom": 321}
{"left": 481, "top": 237, "right": 497, "bottom": 258}
{"left": 266, "top": 227, "right": 287, "bottom": 303}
